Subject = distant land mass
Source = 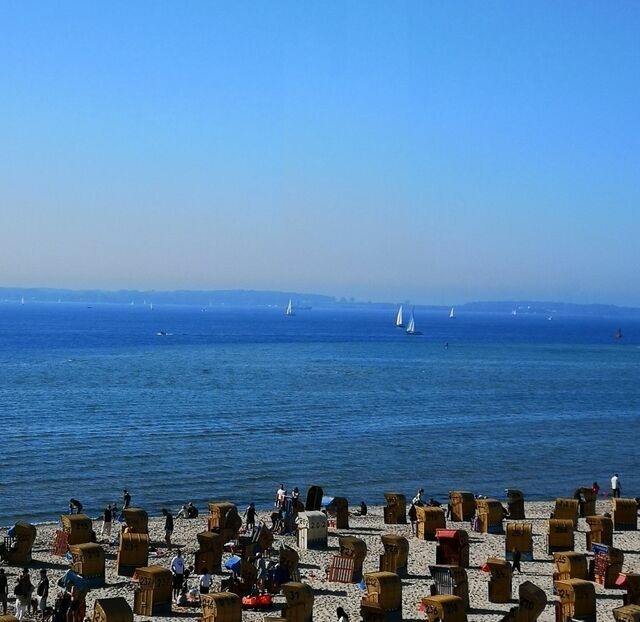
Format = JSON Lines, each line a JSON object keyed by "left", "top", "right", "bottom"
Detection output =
{"left": 1, "top": 287, "right": 639, "bottom": 317}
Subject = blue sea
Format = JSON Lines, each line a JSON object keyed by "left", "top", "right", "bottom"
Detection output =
{"left": 1, "top": 302, "right": 638, "bottom": 526}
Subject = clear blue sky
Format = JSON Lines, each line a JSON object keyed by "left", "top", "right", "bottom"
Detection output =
{"left": 1, "top": 1, "right": 638, "bottom": 305}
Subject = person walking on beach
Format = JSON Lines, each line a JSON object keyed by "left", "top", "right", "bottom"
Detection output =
{"left": 0, "top": 569, "right": 8, "bottom": 615}
{"left": 276, "top": 484, "right": 286, "bottom": 509}
{"left": 511, "top": 548, "right": 522, "bottom": 573}
{"left": 102, "top": 504, "right": 112, "bottom": 538}
{"left": 122, "top": 490, "right": 132, "bottom": 509}
{"left": 36, "top": 569, "right": 49, "bottom": 619}
{"left": 611, "top": 474, "right": 621, "bottom": 498}
{"left": 162, "top": 509, "right": 174, "bottom": 548}
{"left": 170, "top": 549, "right": 186, "bottom": 600}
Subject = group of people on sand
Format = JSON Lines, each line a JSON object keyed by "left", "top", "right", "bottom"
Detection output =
{"left": 1, "top": 566, "right": 86, "bottom": 622}
{"left": 11, "top": 568, "right": 49, "bottom": 621}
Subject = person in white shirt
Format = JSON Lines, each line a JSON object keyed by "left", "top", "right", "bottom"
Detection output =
{"left": 199, "top": 568, "right": 211, "bottom": 594}
{"left": 276, "top": 485, "right": 286, "bottom": 509}
{"left": 611, "top": 474, "right": 621, "bottom": 498}
{"left": 170, "top": 549, "right": 186, "bottom": 599}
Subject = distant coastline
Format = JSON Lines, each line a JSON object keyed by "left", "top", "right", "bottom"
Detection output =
{"left": 1, "top": 286, "right": 640, "bottom": 317}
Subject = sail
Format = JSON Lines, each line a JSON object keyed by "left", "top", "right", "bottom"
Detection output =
{"left": 395, "top": 305, "right": 404, "bottom": 327}
{"left": 285, "top": 299, "right": 294, "bottom": 316}
{"left": 449, "top": 307, "right": 455, "bottom": 319}
{"left": 406, "top": 312, "right": 415, "bottom": 334}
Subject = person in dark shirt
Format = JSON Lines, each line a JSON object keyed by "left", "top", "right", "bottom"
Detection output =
{"left": 102, "top": 504, "right": 112, "bottom": 537}
{"left": 68, "top": 499, "right": 83, "bottom": 514}
{"left": 122, "top": 490, "right": 131, "bottom": 509}
{"left": 512, "top": 548, "right": 522, "bottom": 573}
{"left": 162, "top": 509, "right": 174, "bottom": 548}
{"left": 0, "top": 568, "right": 8, "bottom": 615}
{"left": 244, "top": 503, "right": 257, "bottom": 534}
{"left": 354, "top": 501, "right": 367, "bottom": 516}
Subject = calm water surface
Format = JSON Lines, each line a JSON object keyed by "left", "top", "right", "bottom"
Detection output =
{"left": 0, "top": 303, "right": 638, "bottom": 525}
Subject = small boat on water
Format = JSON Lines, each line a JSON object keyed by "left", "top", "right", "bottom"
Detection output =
{"left": 616, "top": 328, "right": 623, "bottom": 339}
{"left": 395, "top": 305, "right": 404, "bottom": 328}
{"left": 406, "top": 309, "right": 422, "bottom": 335}
{"left": 285, "top": 299, "right": 295, "bottom": 316}
{"left": 156, "top": 331, "right": 172, "bottom": 337}
{"left": 449, "top": 306, "right": 456, "bottom": 319}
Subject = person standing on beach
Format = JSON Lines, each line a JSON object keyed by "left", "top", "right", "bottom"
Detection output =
{"left": 36, "top": 569, "right": 49, "bottom": 618}
{"left": 162, "top": 509, "right": 174, "bottom": 548}
{"left": 511, "top": 548, "right": 522, "bottom": 573}
{"left": 0, "top": 569, "right": 8, "bottom": 615}
{"left": 276, "top": 484, "right": 286, "bottom": 509}
{"left": 244, "top": 503, "right": 256, "bottom": 534}
{"left": 199, "top": 568, "right": 211, "bottom": 594}
{"left": 102, "top": 504, "right": 112, "bottom": 538}
{"left": 14, "top": 570, "right": 32, "bottom": 621}
{"left": 408, "top": 503, "right": 418, "bottom": 535}
{"left": 122, "top": 490, "right": 132, "bottom": 509}
{"left": 611, "top": 474, "right": 621, "bottom": 498}
{"left": 412, "top": 488, "right": 425, "bottom": 507}
{"left": 170, "top": 549, "right": 186, "bottom": 600}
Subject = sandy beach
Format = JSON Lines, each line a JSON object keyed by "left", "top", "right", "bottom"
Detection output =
{"left": 1, "top": 500, "right": 637, "bottom": 622}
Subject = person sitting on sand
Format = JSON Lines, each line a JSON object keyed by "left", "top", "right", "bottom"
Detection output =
{"left": 337, "top": 606, "right": 349, "bottom": 622}
{"left": 353, "top": 501, "right": 367, "bottom": 516}
{"left": 175, "top": 505, "right": 188, "bottom": 519}
{"left": 186, "top": 502, "right": 198, "bottom": 518}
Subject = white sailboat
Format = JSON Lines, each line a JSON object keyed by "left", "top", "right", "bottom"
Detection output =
{"left": 406, "top": 309, "right": 421, "bottom": 335}
{"left": 449, "top": 306, "right": 456, "bottom": 319}
{"left": 395, "top": 305, "right": 404, "bottom": 328}
{"left": 285, "top": 299, "right": 295, "bottom": 316}
{"left": 20, "top": 296, "right": 24, "bottom": 305}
